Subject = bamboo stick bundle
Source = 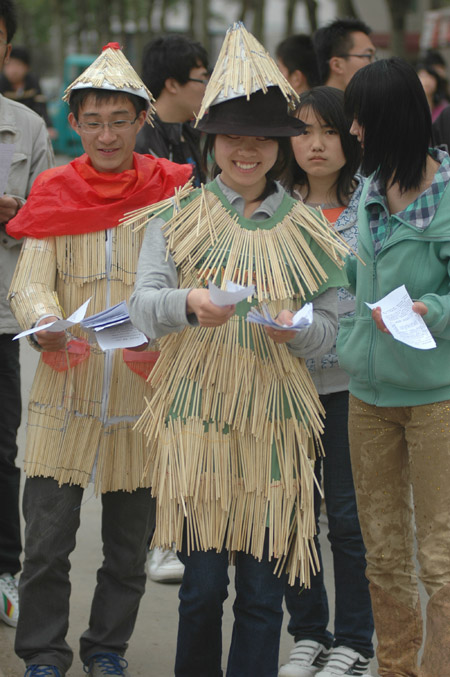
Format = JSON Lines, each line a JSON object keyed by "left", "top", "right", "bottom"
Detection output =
{"left": 62, "top": 44, "right": 156, "bottom": 125}
{"left": 126, "top": 179, "right": 358, "bottom": 581}
{"left": 120, "top": 180, "right": 194, "bottom": 232}
{"left": 194, "top": 22, "right": 299, "bottom": 126}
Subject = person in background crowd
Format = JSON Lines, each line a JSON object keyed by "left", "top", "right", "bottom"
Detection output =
{"left": 422, "top": 48, "right": 448, "bottom": 81}
{"left": 7, "top": 43, "right": 191, "bottom": 677}
{"left": 0, "top": 45, "right": 56, "bottom": 137}
{"left": 339, "top": 56, "right": 450, "bottom": 677}
{"left": 432, "top": 103, "right": 450, "bottom": 150}
{"left": 0, "top": 0, "right": 54, "bottom": 632}
{"left": 135, "top": 34, "right": 209, "bottom": 187}
{"left": 417, "top": 60, "right": 449, "bottom": 123}
{"left": 278, "top": 86, "right": 374, "bottom": 677}
{"left": 276, "top": 34, "right": 320, "bottom": 95}
{"left": 313, "top": 18, "right": 375, "bottom": 90}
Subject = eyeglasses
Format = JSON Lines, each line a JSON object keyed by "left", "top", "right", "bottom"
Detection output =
{"left": 338, "top": 53, "right": 377, "bottom": 63}
{"left": 188, "top": 77, "right": 209, "bottom": 85}
{"left": 77, "top": 116, "right": 139, "bottom": 134}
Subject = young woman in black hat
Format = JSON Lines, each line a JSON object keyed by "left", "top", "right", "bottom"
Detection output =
{"left": 128, "top": 24, "right": 351, "bottom": 677}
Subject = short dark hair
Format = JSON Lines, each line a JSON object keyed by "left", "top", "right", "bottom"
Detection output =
{"left": 422, "top": 48, "right": 446, "bottom": 70}
{"left": 10, "top": 45, "right": 31, "bottom": 66}
{"left": 141, "top": 35, "right": 208, "bottom": 99}
{"left": 313, "top": 17, "right": 372, "bottom": 85}
{"left": 285, "top": 86, "right": 361, "bottom": 205}
{"left": 202, "top": 134, "right": 292, "bottom": 199}
{"left": 276, "top": 34, "right": 320, "bottom": 89}
{"left": 345, "top": 57, "right": 431, "bottom": 193}
{"left": 0, "top": 0, "right": 17, "bottom": 42}
{"left": 68, "top": 88, "right": 147, "bottom": 121}
{"left": 416, "top": 63, "right": 449, "bottom": 107}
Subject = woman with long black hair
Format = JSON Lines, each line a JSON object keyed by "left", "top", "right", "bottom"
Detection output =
{"left": 338, "top": 57, "right": 450, "bottom": 677}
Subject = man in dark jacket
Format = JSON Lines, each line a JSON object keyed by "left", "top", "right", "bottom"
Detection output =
{"left": 135, "top": 34, "right": 209, "bottom": 186}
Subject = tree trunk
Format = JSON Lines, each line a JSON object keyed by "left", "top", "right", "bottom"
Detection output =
{"left": 147, "top": 0, "right": 156, "bottom": 37}
{"left": 160, "top": 0, "right": 170, "bottom": 33}
{"left": 74, "top": 0, "right": 88, "bottom": 52}
{"left": 304, "top": 0, "right": 318, "bottom": 33}
{"left": 239, "top": 0, "right": 252, "bottom": 24}
{"left": 97, "top": 0, "right": 111, "bottom": 50}
{"left": 385, "top": 0, "right": 413, "bottom": 59}
{"left": 253, "top": 0, "right": 265, "bottom": 43}
{"left": 201, "top": 0, "right": 210, "bottom": 54}
{"left": 188, "top": 0, "right": 196, "bottom": 38}
{"left": 16, "top": 4, "right": 33, "bottom": 49}
{"left": 285, "top": 0, "right": 296, "bottom": 37}
{"left": 51, "top": 0, "right": 67, "bottom": 65}
{"left": 336, "top": 0, "right": 358, "bottom": 18}
{"left": 118, "top": 0, "right": 128, "bottom": 50}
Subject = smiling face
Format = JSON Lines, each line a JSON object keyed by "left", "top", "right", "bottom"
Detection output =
{"left": 68, "top": 93, "right": 147, "bottom": 173}
{"left": 291, "top": 107, "right": 346, "bottom": 182}
{"left": 214, "top": 134, "right": 279, "bottom": 198}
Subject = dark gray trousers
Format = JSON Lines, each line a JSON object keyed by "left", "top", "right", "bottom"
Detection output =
{"left": 15, "top": 476, "right": 155, "bottom": 674}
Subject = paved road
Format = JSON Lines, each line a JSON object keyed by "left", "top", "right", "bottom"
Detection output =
{"left": 0, "top": 340, "right": 383, "bottom": 677}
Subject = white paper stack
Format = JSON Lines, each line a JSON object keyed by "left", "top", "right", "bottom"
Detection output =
{"left": 246, "top": 303, "right": 313, "bottom": 332}
{"left": 208, "top": 280, "right": 255, "bottom": 306}
{"left": 81, "top": 301, "right": 147, "bottom": 350}
{"left": 365, "top": 285, "right": 436, "bottom": 350}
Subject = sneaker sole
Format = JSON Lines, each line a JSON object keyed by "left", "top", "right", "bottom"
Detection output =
{"left": 148, "top": 572, "right": 184, "bottom": 583}
{"left": 0, "top": 612, "right": 18, "bottom": 628}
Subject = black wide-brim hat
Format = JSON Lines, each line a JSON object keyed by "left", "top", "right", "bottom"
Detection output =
{"left": 194, "top": 86, "right": 305, "bottom": 137}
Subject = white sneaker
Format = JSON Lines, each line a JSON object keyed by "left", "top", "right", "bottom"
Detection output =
{"left": 0, "top": 573, "right": 19, "bottom": 627}
{"left": 316, "top": 646, "right": 372, "bottom": 676}
{"left": 147, "top": 547, "right": 184, "bottom": 583}
{"left": 279, "top": 640, "right": 332, "bottom": 677}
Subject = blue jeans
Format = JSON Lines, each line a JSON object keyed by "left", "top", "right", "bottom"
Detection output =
{"left": 176, "top": 532, "right": 286, "bottom": 677}
{"left": 0, "top": 335, "right": 21, "bottom": 576}
{"left": 284, "top": 391, "right": 374, "bottom": 658}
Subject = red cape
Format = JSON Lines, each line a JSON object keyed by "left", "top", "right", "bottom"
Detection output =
{"left": 7, "top": 153, "right": 192, "bottom": 239}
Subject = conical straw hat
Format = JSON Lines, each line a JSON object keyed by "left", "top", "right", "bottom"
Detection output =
{"left": 63, "top": 42, "right": 156, "bottom": 124}
{"left": 195, "top": 22, "right": 300, "bottom": 126}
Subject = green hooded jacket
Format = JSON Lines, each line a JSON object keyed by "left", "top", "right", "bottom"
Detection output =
{"left": 337, "top": 165, "right": 450, "bottom": 407}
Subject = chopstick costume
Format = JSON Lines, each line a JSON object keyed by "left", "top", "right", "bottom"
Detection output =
{"left": 7, "top": 44, "right": 191, "bottom": 494}
{"left": 128, "top": 23, "right": 350, "bottom": 585}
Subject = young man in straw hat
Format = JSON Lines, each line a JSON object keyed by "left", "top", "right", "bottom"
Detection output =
{"left": 6, "top": 42, "right": 191, "bottom": 677}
